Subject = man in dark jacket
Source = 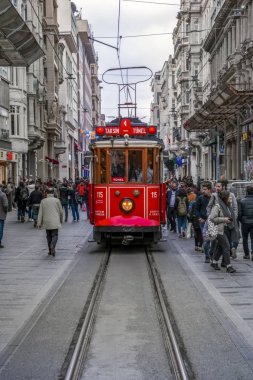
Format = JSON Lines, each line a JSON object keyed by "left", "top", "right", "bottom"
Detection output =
{"left": 195, "top": 181, "right": 212, "bottom": 263}
{"left": 238, "top": 186, "right": 253, "bottom": 260}
{"left": 166, "top": 181, "right": 178, "bottom": 231}
{"left": 28, "top": 186, "right": 43, "bottom": 227}
{"left": 59, "top": 182, "right": 69, "bottom": 222}
{"left": 0, "top": 186, "right": 8, "bottom": 248}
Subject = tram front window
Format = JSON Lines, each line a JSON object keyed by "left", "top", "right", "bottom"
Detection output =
{"left": 128, "top": 150, "right": 143, "bottom": 182}
{"left": 111, "top": 150, "right": 126, "bottom": 181}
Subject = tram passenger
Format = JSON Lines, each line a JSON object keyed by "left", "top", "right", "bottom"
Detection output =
{"left": 111, "top": 155, "right": 125, "bottom": 177}
{"left": 147, "top": 162, "right": 153, "bottom": 183}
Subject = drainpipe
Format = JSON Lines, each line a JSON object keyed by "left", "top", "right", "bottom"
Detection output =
{"left": 236, "top": 114, "right": 241, "bottom": 179}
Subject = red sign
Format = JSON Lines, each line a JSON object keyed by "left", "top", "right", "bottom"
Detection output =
{"left": 7, "top": 151, "right": 13, "bottom": 160}
{"left": 94, "top": 187, "right": 107, "bottom": 223}
{"left": 97, "top": 118, "right": 155, "bottom": 137}
{"left": 111, "top": 177, "right": 125, "bottom": 183}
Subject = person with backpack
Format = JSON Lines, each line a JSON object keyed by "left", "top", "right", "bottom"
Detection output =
{"left": 174, "top": 188, "right": 189, "bottom": 238}
{"left": 15, "top": 181, "right": 29, "bottom": 223}
{"left": 27, "top": 185, "right": 43, "bottom": 228}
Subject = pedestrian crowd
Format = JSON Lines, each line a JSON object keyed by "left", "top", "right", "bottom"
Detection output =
{"left": 0, "top": 177, "right": 90, "bottom": 256}
{"left": 166, "top": 176, "right": 253, "bottom": 274}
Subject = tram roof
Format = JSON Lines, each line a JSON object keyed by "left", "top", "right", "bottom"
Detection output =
{"left": 90, "top": 139, "right": 164, "bottom": 149}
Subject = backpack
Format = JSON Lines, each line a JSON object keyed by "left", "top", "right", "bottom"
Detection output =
{"left": 20, "top": 187, "right": 28, "bottom": 201}
{"left": 75, "top": 191, "right": 81, "bottom": 203}
{"left": 177, "top": 196, "right": 187, "bottom": 216}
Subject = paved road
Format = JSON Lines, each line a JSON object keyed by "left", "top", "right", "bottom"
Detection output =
{"left": 0, "top": 209, "right": 92, "bottom": 355}
{"left": 0, "top": 215, "right": 253, "bottom": 379}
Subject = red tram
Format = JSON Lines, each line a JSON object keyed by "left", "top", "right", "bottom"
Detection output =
{"left": 87, "top": 117, "right": 167, "bottom": 245}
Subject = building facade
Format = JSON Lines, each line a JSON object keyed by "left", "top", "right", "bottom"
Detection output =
{"left": 0, "top": 0, "right": 101, "bottom": 184}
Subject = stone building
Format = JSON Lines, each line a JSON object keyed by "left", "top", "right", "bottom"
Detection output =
{"left": 184, "top": 0, "right": 253, "bottom": 181}
{"left": 0, "top": 0, "right": 44, "bottom": 184}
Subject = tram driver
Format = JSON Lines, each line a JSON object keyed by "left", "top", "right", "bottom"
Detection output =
{"left": 111, "top": 154, "right": 125, "bottom": 178}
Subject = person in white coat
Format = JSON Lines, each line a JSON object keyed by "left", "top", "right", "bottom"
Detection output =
{"left": 38, "top": 188, "right": 63, "bottom": 257}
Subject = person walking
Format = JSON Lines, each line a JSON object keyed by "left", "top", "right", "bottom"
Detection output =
{"left": 68, "top": 183, "right": 80, "bottom": 222}
{"left": 174, "top": 188, "right": 189, "bottom": 238}
{"left": 0, "top": 186, "right": 8, "bottom": 248}
{"left": 238, "top": 186, "right": 253, "bottom": 260}
{"left": 15, "top": 181, "right": 29, "bottom": 222}
{"left": 59, "top": 182, "right": 69, "bottom": 222}
{"left": 37, "top": 188, "right": 63, "bottom": 257}
{"left": 166, "top": 181, "right": 178, "bottom": 232}
{"left": 28, "top": 185, "right": 43, "bottom": 227}
{"left": 195, "top": 181, "right": 212, "bottom": 263}
{"left": 209, "top": 190, "right": 237, "bottom": 273}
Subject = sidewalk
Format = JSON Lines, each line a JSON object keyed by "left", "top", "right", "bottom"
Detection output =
{"left": 171, "top": 230, "right": 253, "bottom": 358}
{"left": 0, "top": 209, "right": 92, "bottom": 355}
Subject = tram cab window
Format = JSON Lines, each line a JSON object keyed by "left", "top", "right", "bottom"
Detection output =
{"left": 128, "top": 150, "right": 143, "bottom": 182}
{"left": 100, "top": 148, "right": 107, "bottom": 183}
{"left": 111, "top": 150, "right": 126, "bottom": 181}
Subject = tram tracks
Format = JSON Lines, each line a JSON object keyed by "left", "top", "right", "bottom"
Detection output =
{"left": 61, "top": 247, "right": 190, "bottom": 380}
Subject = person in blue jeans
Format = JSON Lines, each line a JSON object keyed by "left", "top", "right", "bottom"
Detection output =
{"left": 69, "top": 184, "right": 80, "bottom": 222}
{"left": 0, "top": 186, "right": 8, "bottom": 248}
{"left": 195, "top": 181, "right": 213, "bottom": 263}
{"left": 174, "top": 188, "right": 189, "bottom": 238}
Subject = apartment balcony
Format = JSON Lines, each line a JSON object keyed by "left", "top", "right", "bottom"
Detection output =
{"left": 28, "top": 124, "right": 45, "bottom": 150}
{"left": 54, "top": 139, "right": 67, "bottom": 155}
{"left": 77, "top": 19, "right": 96, "bottom": 64}
{"left": 0, "top": 0, "right": 44, "bottom": 66}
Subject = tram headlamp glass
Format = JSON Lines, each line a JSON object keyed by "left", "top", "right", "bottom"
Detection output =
{"left": 120, "top": 198, "right": 135, "bottom": 213}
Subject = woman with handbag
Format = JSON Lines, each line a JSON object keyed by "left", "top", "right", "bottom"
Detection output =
{"left": 209, "top": 190, "right": 237, "bottom": 273}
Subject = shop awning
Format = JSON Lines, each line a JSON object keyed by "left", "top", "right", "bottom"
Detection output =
{"left": 45, "top": 156, "right": 59, "bottom": 165}
{"left": 184, "top": 84, "right": 253, "bottom": 132}
{"left": 0, "top": 0, "right": 44, "bottom": 66}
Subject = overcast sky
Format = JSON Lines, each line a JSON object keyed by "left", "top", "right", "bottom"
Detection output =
{"left": 74, "top": 0, "right": 180, "bottom": 122}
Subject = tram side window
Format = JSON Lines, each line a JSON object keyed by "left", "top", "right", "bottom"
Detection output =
{"left": 128, "top": 150, "right": 143, "bottom": 182}
{"left": 111, "top": 150, "right": 126, "bottom": 181}
{"left": 100, "top": 148, "right": 107, "bottom": 183}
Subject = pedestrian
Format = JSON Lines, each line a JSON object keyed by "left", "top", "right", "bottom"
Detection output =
{"left": 27, "top": 185, "right": 43, "bottom": 227}
{"left": 195, "top": 181, "right": 212, "bottom": 263}
{"left": 238, "top": 186, "right": 253, "bottom": 260}
{"left": 83, "top": 179, "right": 90, "bottom": 219}
{"left": 209, "top": 190, "right": 237, "bottom": 273}
{"left": 174, "top": 188, "right": 189, "bottom": 238}
{"left": 0, "top": 185, "right": 8, "bottom": 248}
{"left": 15, "top": 181, "right": 29, "bottom": 222}
{"left": 27, "top": 180, "right": 35, "bottom": 221}
{"left": 59, "top": 181, "right": 69, "bottom": 222}
{"left": 37, "top": 188, "right": 63, "bottom": 257}
{"left": 166, "top": 181, "right": 178, "bottom": 232}
{"left": 76, "top": 179, "right": 85, "bottom": 208}
{"left": 68, "top": 183, "right": 80, "bottom": 222}
{"left": 207, "top": 179, "right": 238, "bottom": 258}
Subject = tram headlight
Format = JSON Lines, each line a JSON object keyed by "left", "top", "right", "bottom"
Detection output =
{"left": 120, "top": 198, "right": 135, "bottom": 213}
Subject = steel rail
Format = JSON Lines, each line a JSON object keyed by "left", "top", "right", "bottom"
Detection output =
{"left": 146, "top": 249, "right": 189, "bottom": 380}
{"left": 64, "top": 250, "right": 110, "bottom": 380}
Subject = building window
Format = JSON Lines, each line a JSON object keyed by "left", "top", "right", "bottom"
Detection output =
{"left": 21, "top": 2, "right": 28, "bottom": 20}
{"left": 9, "top": 106, "right": 20, "bottom": 136}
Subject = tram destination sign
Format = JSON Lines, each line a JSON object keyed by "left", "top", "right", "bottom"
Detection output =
{"left": 96, "top": 118, "right": 157, "bottom": 137}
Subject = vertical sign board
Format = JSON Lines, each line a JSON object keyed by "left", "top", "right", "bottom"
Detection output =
{"left": 94, "top": 187, "right": 107, "bottom": 223}
{"left": 146, "top": 186, "right": 160, "bottom": 221}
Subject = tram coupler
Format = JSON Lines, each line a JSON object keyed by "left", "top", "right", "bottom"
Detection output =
{"left": 122, "top": 235, "right": 134, "bottom": 245}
